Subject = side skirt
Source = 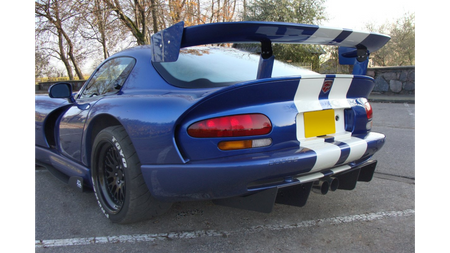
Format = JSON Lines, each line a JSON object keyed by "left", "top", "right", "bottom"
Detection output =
{"left": 36, "top": 146, "right": 92, "bottom": 192}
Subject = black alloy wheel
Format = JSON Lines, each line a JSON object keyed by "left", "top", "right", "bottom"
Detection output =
{"left": 96, "top": 141, "right": 126, "bottom": 213}
{"left": 91, "top": 125, "right": 173, "bottom": 223}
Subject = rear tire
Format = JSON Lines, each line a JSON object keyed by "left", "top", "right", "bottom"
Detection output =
{"left": 91, "top": 125, "right": 172, "bottom": 223}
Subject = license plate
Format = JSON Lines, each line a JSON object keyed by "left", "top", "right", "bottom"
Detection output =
{"left": 303, "top": 109, "right": 336, "bottom": 138}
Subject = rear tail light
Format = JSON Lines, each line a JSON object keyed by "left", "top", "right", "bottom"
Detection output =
{"left": 218, "top": 138, "right": 272, "bottom": 150}
{"left": 364, "top": 100, "right": 373, "bottom": 120}
{"left": 363, "top": 100, "right": 373, "bottom": 130}
{"left": 187, "top": 114, "right": 272, "bottom": 138}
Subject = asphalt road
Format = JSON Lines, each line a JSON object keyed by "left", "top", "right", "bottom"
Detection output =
{"left": 35, "top": 102, "right": 415, "bottom": 252}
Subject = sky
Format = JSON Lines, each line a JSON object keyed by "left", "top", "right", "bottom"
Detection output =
{"left": 321, "top": 0, "right": 416, "bottom": 30}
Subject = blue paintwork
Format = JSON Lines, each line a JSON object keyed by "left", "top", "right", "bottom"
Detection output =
{"left": 178, "top": 22, "right": 390, "bottom": 51}
{"left": 35, "top": 21, "right": 388, "bottom": 201}
{"left": 338, "top": 47, "right": 370, "bottom": 75}
{"left": 141, "top": 133, "right": 383, "bottom": 201}
{"left": 151, "top": 22, "right": 184, "bottom": 62}
{"left": 257, "top": 55, "right": 275, "bottom": 79}
{"left": 151, "top": 21, "right": 390, "bottom": 76}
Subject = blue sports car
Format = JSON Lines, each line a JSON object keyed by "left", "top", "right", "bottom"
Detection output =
{"left": 35, "top": 21, "right": 390, "bottom": 223}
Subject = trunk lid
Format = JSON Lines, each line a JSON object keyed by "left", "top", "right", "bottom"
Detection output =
{"left": 175, "top": 75, "right": 375, "bottom": 162}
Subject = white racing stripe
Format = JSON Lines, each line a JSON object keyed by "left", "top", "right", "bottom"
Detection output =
{"left": 301, "top": 141, "right": 342, "bottom": 172}
{"left": 304, "top": 27, "right": 344, "bottom": 44}
{"left": 295, "top": 164, "right": 351, "bottom": 183}
{"left": 298, "top": 136, "right": 369, "bottom": 172}
{"left": 35, "top": 209, "right": 415, "bottom": 248}
{"left": 294, "top": 75, "right": 353, "bottom": 142}
{"left": 293, "top": 75, "right": 370, "bottom": 171}
{"left": 328, "top": 76, "right": 353, "bottom": 109}
{"left": 294, "top": 75, "right": 353, "bottom": 114}
{"left": 294, "top": 76, "right": 325, "bottom": 113}
{"left": 341, "top": 137, "right": 368, "bottom": 164}
{"left": 330, "top": 165, "right": 351, "bottom": 174}
{"left": 339, "top": 31, "right": 371, "bottom": 48}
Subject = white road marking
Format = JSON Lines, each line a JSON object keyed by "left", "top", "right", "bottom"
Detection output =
{"left": 35, "top": 209, "right": 415, "bottom": 248}
{"left": 403, "top": 103, "right": 415, "bottom": 116}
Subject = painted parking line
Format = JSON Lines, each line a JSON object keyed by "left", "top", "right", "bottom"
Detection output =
{"left": 36, "top": 209, "right": 415, "bottom": 248}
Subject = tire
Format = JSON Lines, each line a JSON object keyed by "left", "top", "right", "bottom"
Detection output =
{"left": 91, "top": 125, "right": 172, "bottom": 223}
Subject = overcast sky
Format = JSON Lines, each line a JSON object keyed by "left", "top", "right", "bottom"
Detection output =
{"left": 321, "top": 0, "right": 416, "bottom": 30}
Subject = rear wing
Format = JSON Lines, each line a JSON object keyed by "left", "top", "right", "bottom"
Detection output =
{"left": 151, "top": 21, "right": 390, "bottom": 75}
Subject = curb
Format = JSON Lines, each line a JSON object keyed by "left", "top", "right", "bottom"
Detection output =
{"left": 368, "top": 95, "right": 415, "bottom": 104}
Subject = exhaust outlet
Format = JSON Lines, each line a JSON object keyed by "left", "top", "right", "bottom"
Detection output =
{"left": 312, "top": 180, "right": 329, "bottom": 195}
{"left": 328, "top": 177, "right": 339, "bottom": 192}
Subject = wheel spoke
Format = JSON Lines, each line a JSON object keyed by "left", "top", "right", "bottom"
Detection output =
{"left": 118, "top": 187, "right": 125, "bottom": 203}
{"left": 104, "top": 149, "right": 118, "bottom": 169}
{"left": 97, "top": 142, "right": 127, "bottom": 212}
{"left": 105, "top": 168, "right": 115, "bottom": 178}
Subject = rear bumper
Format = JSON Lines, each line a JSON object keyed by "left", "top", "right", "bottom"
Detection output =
{"left": 214, "top": 160, "right": 378, "bottom": 213}
{"left": 141, "top": 132, "right": 385, "bottom": 202}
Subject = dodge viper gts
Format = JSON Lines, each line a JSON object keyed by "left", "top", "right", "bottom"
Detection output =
{"left": 35, "top": 21, "right": 390, "bottom": 223}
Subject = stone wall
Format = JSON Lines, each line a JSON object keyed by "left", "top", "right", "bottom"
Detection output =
{"left": 36, "top": 66, "right": 415, "bottom": 95}
{"left": 366, "top": 66, "right": 415, "bottom": 94}
{"left": 36, "top": 80, "right": 86, "bottom": 92}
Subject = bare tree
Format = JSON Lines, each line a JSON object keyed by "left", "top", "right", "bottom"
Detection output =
{"left": 90, "top": 0, "right": 111, "bottom": 59}
{"left": 35, "top": 0, "right": 84, "bottom": 80}
{"left": 366, "top": 12, "right": 415, "bottom": 66}
{"left": 103, "top": 0, "right": 156, "bottom": 45}
{"left": 75, "top": 0, "right": 129, "bottom": 62}
{"left": 36, "top": 0, "right": 251, "bottom": 77}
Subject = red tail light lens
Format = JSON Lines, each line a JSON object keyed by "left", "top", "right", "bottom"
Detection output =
{"left": 188, "top": 114, "right": 272, "bottom": 138}
{"left": 363, "top": 100, "right": 373, "bottom": 131}
{"left": 364, "top": 100, "right": 373, "bottom": 120}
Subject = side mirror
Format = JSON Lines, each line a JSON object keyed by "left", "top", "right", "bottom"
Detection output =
{"left": 48, "top": 82, "right": 75, "bottom": 103}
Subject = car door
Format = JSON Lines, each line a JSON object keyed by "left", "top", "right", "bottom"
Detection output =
{"left": 58, "top": 57, "right": 136, "bottom": 164}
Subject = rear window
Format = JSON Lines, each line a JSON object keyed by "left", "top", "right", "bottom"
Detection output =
{"left": 153, "top": 47, "right": 318, "bottom": 88}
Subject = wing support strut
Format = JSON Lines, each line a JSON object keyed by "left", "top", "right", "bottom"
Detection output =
{"left": 256, "top": 40, "right": 274, "bottom": 79}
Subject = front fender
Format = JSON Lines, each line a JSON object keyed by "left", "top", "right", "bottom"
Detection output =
{"left": 35, "top": 95, "right": 71, "bottom": 148}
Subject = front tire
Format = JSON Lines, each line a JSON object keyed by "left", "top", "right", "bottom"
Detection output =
{"left": 91, "top": 126, "right": 172, "bottom": 223}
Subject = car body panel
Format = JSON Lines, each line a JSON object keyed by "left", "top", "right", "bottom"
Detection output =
{"left": 35, "top": 21, "right": 389, "bottom": 211}
{"left": 35, "top": 95, "right": 70, "bottom": 148}
{"left": 141, "top": 132, "right": 384, "bottom": 201}
{"left": 176, "top": 75, "right": 375, "bottom": 162}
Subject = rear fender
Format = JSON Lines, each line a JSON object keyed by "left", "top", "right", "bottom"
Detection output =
{"left": 84, "top": 94, "right": 203, "bottom": 166}
{"left": 176, "top": 78, "right": 300, "bottom": 161}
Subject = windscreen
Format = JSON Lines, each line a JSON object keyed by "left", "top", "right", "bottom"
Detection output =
{"left": 153, "top": 47, "right": 319, "bottom": 88}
